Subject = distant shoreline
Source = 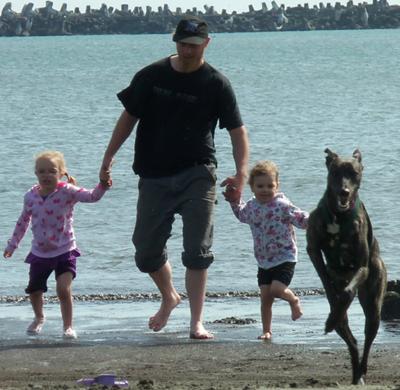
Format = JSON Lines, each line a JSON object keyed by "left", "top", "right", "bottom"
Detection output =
{"left": 1, "top": 0, "right": 400, "bottom": 37}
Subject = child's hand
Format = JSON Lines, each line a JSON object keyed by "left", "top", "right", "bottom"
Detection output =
{"left": 3, "top": 250, "right": 12, "bottom": 259}
{"left": 222, "top": 185, "right": 241, "bottom": 203}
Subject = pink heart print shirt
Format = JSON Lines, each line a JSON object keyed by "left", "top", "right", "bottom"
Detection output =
{"left": 5, "top": 182, "right": 107, "bottom": 258}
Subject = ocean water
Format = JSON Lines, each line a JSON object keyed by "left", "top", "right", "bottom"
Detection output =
{"left": 1, "top": 29, "right": 400, "bottom": 346}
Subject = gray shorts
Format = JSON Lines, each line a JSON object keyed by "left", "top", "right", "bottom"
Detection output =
{"left": 132, "top": 164, "right": 217, "bottom": 273}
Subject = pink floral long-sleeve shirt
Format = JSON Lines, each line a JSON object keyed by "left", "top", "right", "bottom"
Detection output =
{"left": 5, "top": 181, "right": 107, "bottom": 258}
{"left": 230, "top": 192, "right": 309, "bottom": 270}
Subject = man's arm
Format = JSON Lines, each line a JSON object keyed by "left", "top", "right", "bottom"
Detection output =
{"left": 99, "top": 109, "right": 138, "bottom": 184}
{"left": 220, "top": 125, "right": 249, "bottom": 192}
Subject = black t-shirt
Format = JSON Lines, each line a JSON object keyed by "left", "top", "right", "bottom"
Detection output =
{"left": 117, "top": 56, "right": 243, "bottom": 178}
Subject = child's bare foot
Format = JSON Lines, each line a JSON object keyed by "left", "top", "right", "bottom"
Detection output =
{"left": 149, "top": 293, "right": 181, "bottom": 332}
{"left": 258, "top": 331, "right": 272, "bottom": 340}
{"left": 189, "top": 322, "right": 214, "bottom": 340}
{"left": 27, "top": 317, "right": 45, "bottom": 335}
{"left": 290, "top": 297, "right": 303, "bottom": 321}
{"left": 63, "top": 327, "right": 78, "bottom": 339}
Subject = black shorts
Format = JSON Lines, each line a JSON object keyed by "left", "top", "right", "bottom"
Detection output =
{"left": 257, "top": 262, "right": 296, "bottom": 287}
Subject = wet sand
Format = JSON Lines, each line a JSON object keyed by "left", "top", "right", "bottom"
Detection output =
{"left": 1, "top": 339, "right": 399, "bottom": 389}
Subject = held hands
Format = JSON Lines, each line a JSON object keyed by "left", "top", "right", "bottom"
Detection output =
{"left": 222, "top": 184, "right": 241, "bottom": 203}
{"left": 99, "top": 158, "right": 114, "bottom": 188}
{"left": 220, "top": 173, "right": 246, "bottom": 203}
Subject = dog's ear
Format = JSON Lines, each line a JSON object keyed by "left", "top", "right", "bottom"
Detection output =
{"left": 352, "top": 149, "right": 362, "bottom": 163}
{"left": 324, "top": 148, "right": 338, "bottom": 169}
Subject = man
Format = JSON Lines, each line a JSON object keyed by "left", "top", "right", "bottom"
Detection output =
{"left": 99, "top": 16, "right": 249, "bottom": 339}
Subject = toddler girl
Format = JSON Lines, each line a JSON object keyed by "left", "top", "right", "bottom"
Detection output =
{"left": 3, "top": 151, "right": 110, "bottom": 339}
{"left": 223, "top": 160, "right": 308, "bottom": 340}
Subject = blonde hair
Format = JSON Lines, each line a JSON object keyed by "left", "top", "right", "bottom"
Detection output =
{"left": 248, "top": 160, "right": 279, "bottom": 187}
{"left": 35, "top": 150, "right": 77, "bottom": 185}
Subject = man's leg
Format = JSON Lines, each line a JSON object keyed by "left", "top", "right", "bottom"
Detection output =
{"left": 186, "top": 268, "right": 213, "bottom": 339}
{"left": 133, "top": 177, "right": 181, "bottom": 332}
{"left": 180, "top": 164, "right": 216, "bottom": 339}
{"left": 148, "top": 261, "right": 181, "bottom": 332}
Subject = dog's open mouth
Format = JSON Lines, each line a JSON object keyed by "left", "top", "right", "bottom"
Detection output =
{"left": 337, "top": 197, "right": 353, "bottom": 212}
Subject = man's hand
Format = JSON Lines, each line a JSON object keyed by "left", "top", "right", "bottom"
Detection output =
{"left": 220, "top": 172, "right": 247, "bottom": 194}
{"left": 221, "top": 172, "right": 246, "bottom": 203}
{"left": 99, "top": 159, "right": 114, "bottom": 188}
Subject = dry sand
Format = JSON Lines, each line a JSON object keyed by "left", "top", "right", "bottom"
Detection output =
{"left": 1, "top": 339, "right": 399, "bottom": 390}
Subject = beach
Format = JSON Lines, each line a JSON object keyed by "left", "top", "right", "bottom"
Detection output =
{"left": 1, "top": 294, "right": 400, "bottom": 389}
{"left": 1, "top": 338, "right": 399, "bottom": 389}
{"left": 1, "top": 29, "right": 400, "bottom": 390}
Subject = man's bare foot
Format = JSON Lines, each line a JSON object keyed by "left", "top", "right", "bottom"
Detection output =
{"left": 290, "top": 297, "right": 303, "bottom": 321}
{"left": 148, "top": 293, "right": 181, "bottom": 332}
{"left": 258, "top": 331, "right": 272, "bottom": 340}
{"left": 27, "top": 317, "right": 45, "bottom": 335}
{"left": 189, "top": 322, "right": 214, "bottom": 340}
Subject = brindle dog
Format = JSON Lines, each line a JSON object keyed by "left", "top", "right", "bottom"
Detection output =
{"left": 306, "top": 148, "right": 387, "bottom": 385}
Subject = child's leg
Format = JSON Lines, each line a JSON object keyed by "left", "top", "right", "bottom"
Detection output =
{"left": 270, "top": 280, "right": 303, "bottom": 321}
{"left": 56, "top": 271, "right": 74, "bottom": 331}
{"left": 25, "top": 257, "right": 52, "bottom": 334}
{"left": 30, "top": 290, "right": 44, "bottom": 319}
{"left": 27, "top": 291, "right": 46, "bottom": 334}
{"left": 259, "top": 284, "right": 274, "bottom": 339}
{"left": 54, "top": 251, "right": 78, "bottom": 338}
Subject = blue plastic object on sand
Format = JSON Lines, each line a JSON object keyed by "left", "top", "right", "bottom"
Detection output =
{"left": 77, "top": 373, "right": 129, "bottom": 388}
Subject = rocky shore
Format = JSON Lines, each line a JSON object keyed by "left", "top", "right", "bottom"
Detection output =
{"left": 1, "top": 0, "right": 400, "bottom": 37}
{"left": 2, "top": 280, "right": 400, "bottom": 319}
{"left": 0, "top": 287, "right": 325, "bottom": 303}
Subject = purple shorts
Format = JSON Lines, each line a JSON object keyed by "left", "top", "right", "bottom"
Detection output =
{"left": 24, "top": 250, "right": 80, "bottom": 294}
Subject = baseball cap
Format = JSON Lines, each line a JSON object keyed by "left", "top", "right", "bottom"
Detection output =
{"left": 172, "top": 16, "right": 209, "bottom": 45}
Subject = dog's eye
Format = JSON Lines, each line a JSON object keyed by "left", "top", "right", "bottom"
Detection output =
{"left": 330, "top": 169, "right": 340, "bottom": 178}
{"left": 346, "top": 169, "right": 359, "bottom": 179}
